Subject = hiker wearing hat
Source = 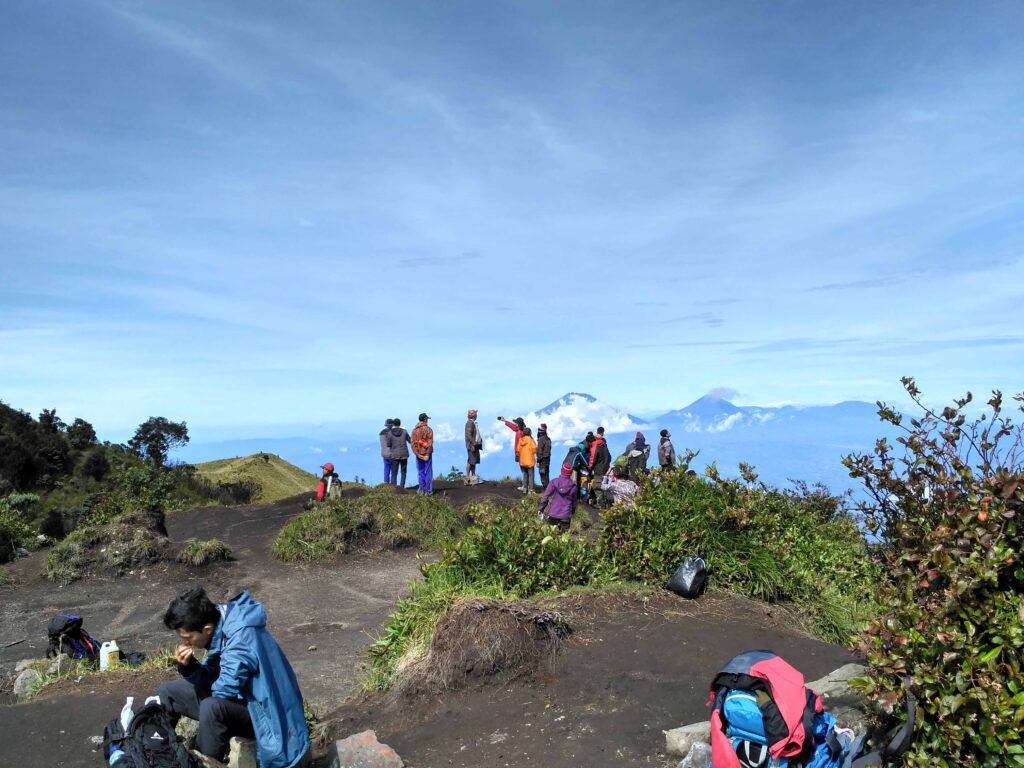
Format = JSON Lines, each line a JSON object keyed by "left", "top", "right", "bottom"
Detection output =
{"left": 411, "top": 413, "right": 434, "bottom": 495}
{"left": 388, "top": 418, "right": 411, "bottom": 488}
{"left": 465, "top": 409, "right": 483, "bottom": 485}
{"left": 498, "top": 415, "right": 527, "bottom": 489}
{"left": 537, "top": 462, "right": 578, "bottom": 532}
{"left": 588, "top": 428, "right": 612, "bottom": 508}
{"left": 658, "top": 429, "right": 677, "bottom": 472}
{"left": 628, "top": 431, "right": 650, "bottom": 479}
{"left": 379, "top": 418, "right": 395, "bottom": 484}
{"left": 536, "top": 423, "right": 552, "bottom": 488}
{"left": 518, "top": 427, "right": 538, "bottom": 494}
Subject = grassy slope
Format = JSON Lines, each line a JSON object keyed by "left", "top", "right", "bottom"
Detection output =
{"left": 195, "top": 454, "right": 317, "bottom": 503}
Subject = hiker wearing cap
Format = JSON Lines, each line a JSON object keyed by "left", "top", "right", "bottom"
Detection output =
{"left": 536, "top": 423, "right": 552, "bottom": 488}
{"left": 379, "top": 418, "right": 395, "bottom": 484}
{"left": 158, "top": 587, "right": 310, "bottom": 768}
{"left": 411, "top": 413, "right": 434, "bottom": 495}
{"left": 518, "top": 427, "right": 538, "bottom": 494}
{"left": 465, "top": 409, "right": 483, "bottom": 485}
{"left": 498, "top": 416, "right": 527, "bottom": 485}
{"left": 316, "top": 462, "right": 338, "bottom": 502}
{"left": 538, "top": 462, "right": 578, "bottom": 532}
{"left": 658, "top": 429, "right": 677, "bottom": 472}
{"left": 388, "top": 418, "right": 411, "bottom": 488}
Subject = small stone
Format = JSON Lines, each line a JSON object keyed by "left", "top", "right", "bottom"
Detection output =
{"left": 14, "top": 658, "right": 38, "bottom": 673}
{"left": 89, "top": 735, "right": 104, "bottom": 746}
{"left": 227, "top": 736, "right": 258, "bottom": 768}
{"left": 677, "top": 741, "right": 712, "bottom": 768}
{"left": 328, "top": 729, "right": 404, "bottom": 768}
{"left": 14, "top": 668, "right": 42, "bottom": 699}
{"left": 664, "top": 721, "right": 711, "bottom": 757}
{"left": 308, "top": 645, "right": 317, "bottom": 652}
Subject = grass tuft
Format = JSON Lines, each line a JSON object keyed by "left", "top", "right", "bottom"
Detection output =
{"left": 177, "top": 538, "right": 232, "bottom": 566}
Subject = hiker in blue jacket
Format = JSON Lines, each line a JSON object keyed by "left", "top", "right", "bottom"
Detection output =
{"left": 157, "top": 587, "right": 310, "bottom": 768}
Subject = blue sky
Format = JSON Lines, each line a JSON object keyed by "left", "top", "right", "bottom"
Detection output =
{"left": 2, "top": 1, "right": 1022, "bottom": 441}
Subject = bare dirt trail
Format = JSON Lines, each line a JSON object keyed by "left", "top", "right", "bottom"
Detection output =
{"left": 0, "top": 482, "right": 856, "bottom": 768}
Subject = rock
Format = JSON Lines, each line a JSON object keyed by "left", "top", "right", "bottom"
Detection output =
{"left": 807, "top": 663, "right": 867, "bottom": 700}
{"left": 664, "top": 721, "right": 711, "bottom": 757}
{"left": 176, "top": 717, "right": 199, "bottom": 749}
{"left": 227, "top": 736, "right": 258, "bottom": 768}
{"left": 14, "top": 668, "right": 42, "bottom": 699}
{"left": 14, "top": 658, "right": 38, "bottom": 673}
{"left": 46, "top": 657, "right": 77, "bottom": 675}
{"left": 677, "top": 741, "right": 712, "bottom": 768}
{"left": 328, "top": 729, "right": 404, "bottom": 768}
{"left": 16, "top": 547, "right": 30, "bottom": 558}
{"left": 807, "top": 663, "right": 871, "bottom": 731}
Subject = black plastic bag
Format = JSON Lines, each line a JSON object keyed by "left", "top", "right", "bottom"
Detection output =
{"left": 666, "top": 556, "right": 707, "bottom": 598}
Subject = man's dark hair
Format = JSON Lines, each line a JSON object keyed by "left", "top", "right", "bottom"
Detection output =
{"left": 163, "top": 586, "right": 220, "bottom": 632}
{"left": 393, "top": 418, "right": 401, "bottom": 426}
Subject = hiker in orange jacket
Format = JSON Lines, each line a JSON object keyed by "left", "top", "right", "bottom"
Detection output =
{"left": 410, "top": 413, "right": 434, "bottom": 496}
{"left": 518, "top": 427, "right": 538, "bottom": 494}
{"left": 498, "top": 416, "right": 527, "bottom": 487}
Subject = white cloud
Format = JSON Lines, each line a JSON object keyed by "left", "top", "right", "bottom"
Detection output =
{"left": 708, "top": 413, "right": 744, "bottom": 433}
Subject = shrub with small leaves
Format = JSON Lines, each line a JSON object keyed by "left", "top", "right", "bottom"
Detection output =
{"left": 844, "top": 379, "right": 1024, "bottom": 767}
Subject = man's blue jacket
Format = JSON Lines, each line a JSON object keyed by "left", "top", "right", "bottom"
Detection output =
{"left": 184, "top": 592, "right": 309, "bottom": 768}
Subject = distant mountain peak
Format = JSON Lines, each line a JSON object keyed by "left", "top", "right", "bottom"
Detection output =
{"left": 538, "top": 392, "right": 598, "bottom": 414}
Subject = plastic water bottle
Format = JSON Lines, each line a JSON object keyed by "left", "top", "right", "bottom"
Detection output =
{"left": 108, "top": 746, "right": 127, "bottom": 767}
{"left": 100, "top": 640, "right": 120, "bottom": 671}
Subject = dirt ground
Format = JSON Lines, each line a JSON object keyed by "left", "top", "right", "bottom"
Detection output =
{"left": 0, "top": 480, "right": 855, "bottom": 768}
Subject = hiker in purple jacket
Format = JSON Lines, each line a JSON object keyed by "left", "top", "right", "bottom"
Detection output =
{"left": 537, "top": 462, "right": 578, "bottom": 532}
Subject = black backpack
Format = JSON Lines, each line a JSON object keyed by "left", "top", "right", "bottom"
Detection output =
{"left": 103, "top": 701, "right": 199, "bottom": 768}
{"left": 46, "top": 613, "right": 101, "bottom": 662}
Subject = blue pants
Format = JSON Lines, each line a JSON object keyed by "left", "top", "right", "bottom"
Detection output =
{"left": 383, "top": 459, "right": 392, "bottom": 484}
{"left": 416, "top": 456, "right": 433, "bottom": 495}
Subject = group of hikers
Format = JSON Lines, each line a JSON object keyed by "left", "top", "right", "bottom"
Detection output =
{"left": 360, "top": 410, "right": 680, "bottom": 502}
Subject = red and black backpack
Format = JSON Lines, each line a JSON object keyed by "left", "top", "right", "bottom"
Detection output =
{"left": 708, "top": 650, "right": 822, "bottom": 767}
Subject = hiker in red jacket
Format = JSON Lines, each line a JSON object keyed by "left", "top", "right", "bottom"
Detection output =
{"left": 498, "top": 416, "right": 527, "bottom": 487}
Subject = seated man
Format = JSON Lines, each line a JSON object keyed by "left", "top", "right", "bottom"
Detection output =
{"left": 158, "top": 587, "right": 310, "bottom": 768}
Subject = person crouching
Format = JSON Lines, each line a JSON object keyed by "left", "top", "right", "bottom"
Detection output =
{"left": 157, "top": 587, "right": 310, "bottom": 768}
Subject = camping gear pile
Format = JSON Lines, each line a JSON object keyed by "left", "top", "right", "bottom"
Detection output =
{"left": 706, "top": 650, "right": 914, "bottom": 768}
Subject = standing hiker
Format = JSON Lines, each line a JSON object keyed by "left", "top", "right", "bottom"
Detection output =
{"left": 563, "top": 436, "right": 591, "bottom": 500}
{"left": 536, "top": 423, "right": 552, "bottom": 488}
{"left": 157, "top": 587, "right": 310, "bottom": 768}
{"left": 411, "top": 412, "right": 434, "bottom": 496}
{"left": 518, "top": 427, "right": 538, "bottom": 494}
{"left": 465, "top": 409, "right": 483, "bottom": 485}
{"left": 538, "top": 462, "right": 577, "bottom": 532}
{"left": 389, "top": 418, "right": 411, "bottom": 488}
{"left": 628, "top": 431, "right": 650, "bottom": 479}
{"left": 498, "top": 415, "right": 527, "bottom": 484}
{"left": 379, "top": 418, "right": 395, "bottom": 484}
{"left": 588, "top": 429, "right": 612, "bottom": 507}
{"left": 658, "top": 429, "right": 677, "bottom": 472}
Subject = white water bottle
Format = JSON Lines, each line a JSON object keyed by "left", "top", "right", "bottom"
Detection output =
{"left": 100, "top": 640, "right": 120, "bottom": 671}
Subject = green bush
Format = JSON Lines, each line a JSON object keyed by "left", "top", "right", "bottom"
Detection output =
{"left": 598, "top": 471, "right": 877, "bottom": 642}
{"left": 272, "top": 499, "right": 363, "bottom": 562}
{"left": 844, "top": 380, "right": 1024, "bottom": 766}
{"left": 359, "top": 485, "right": 467, "bottom": 551}
{"left": 0, "top": 565, "right": 11, "bottom": 585}
{"left": 273, "top": 487, "right": 467, "bottom": 562}
{"left": 177, "top": 538, "right": 232, "bottom": 566}
{"left": 45, "top": 516, "right": 164, "bottom": 585}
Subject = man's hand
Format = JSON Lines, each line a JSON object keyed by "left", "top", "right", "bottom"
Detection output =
{"left": 175, "top": 643, "right": 195, "bottom": 666}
